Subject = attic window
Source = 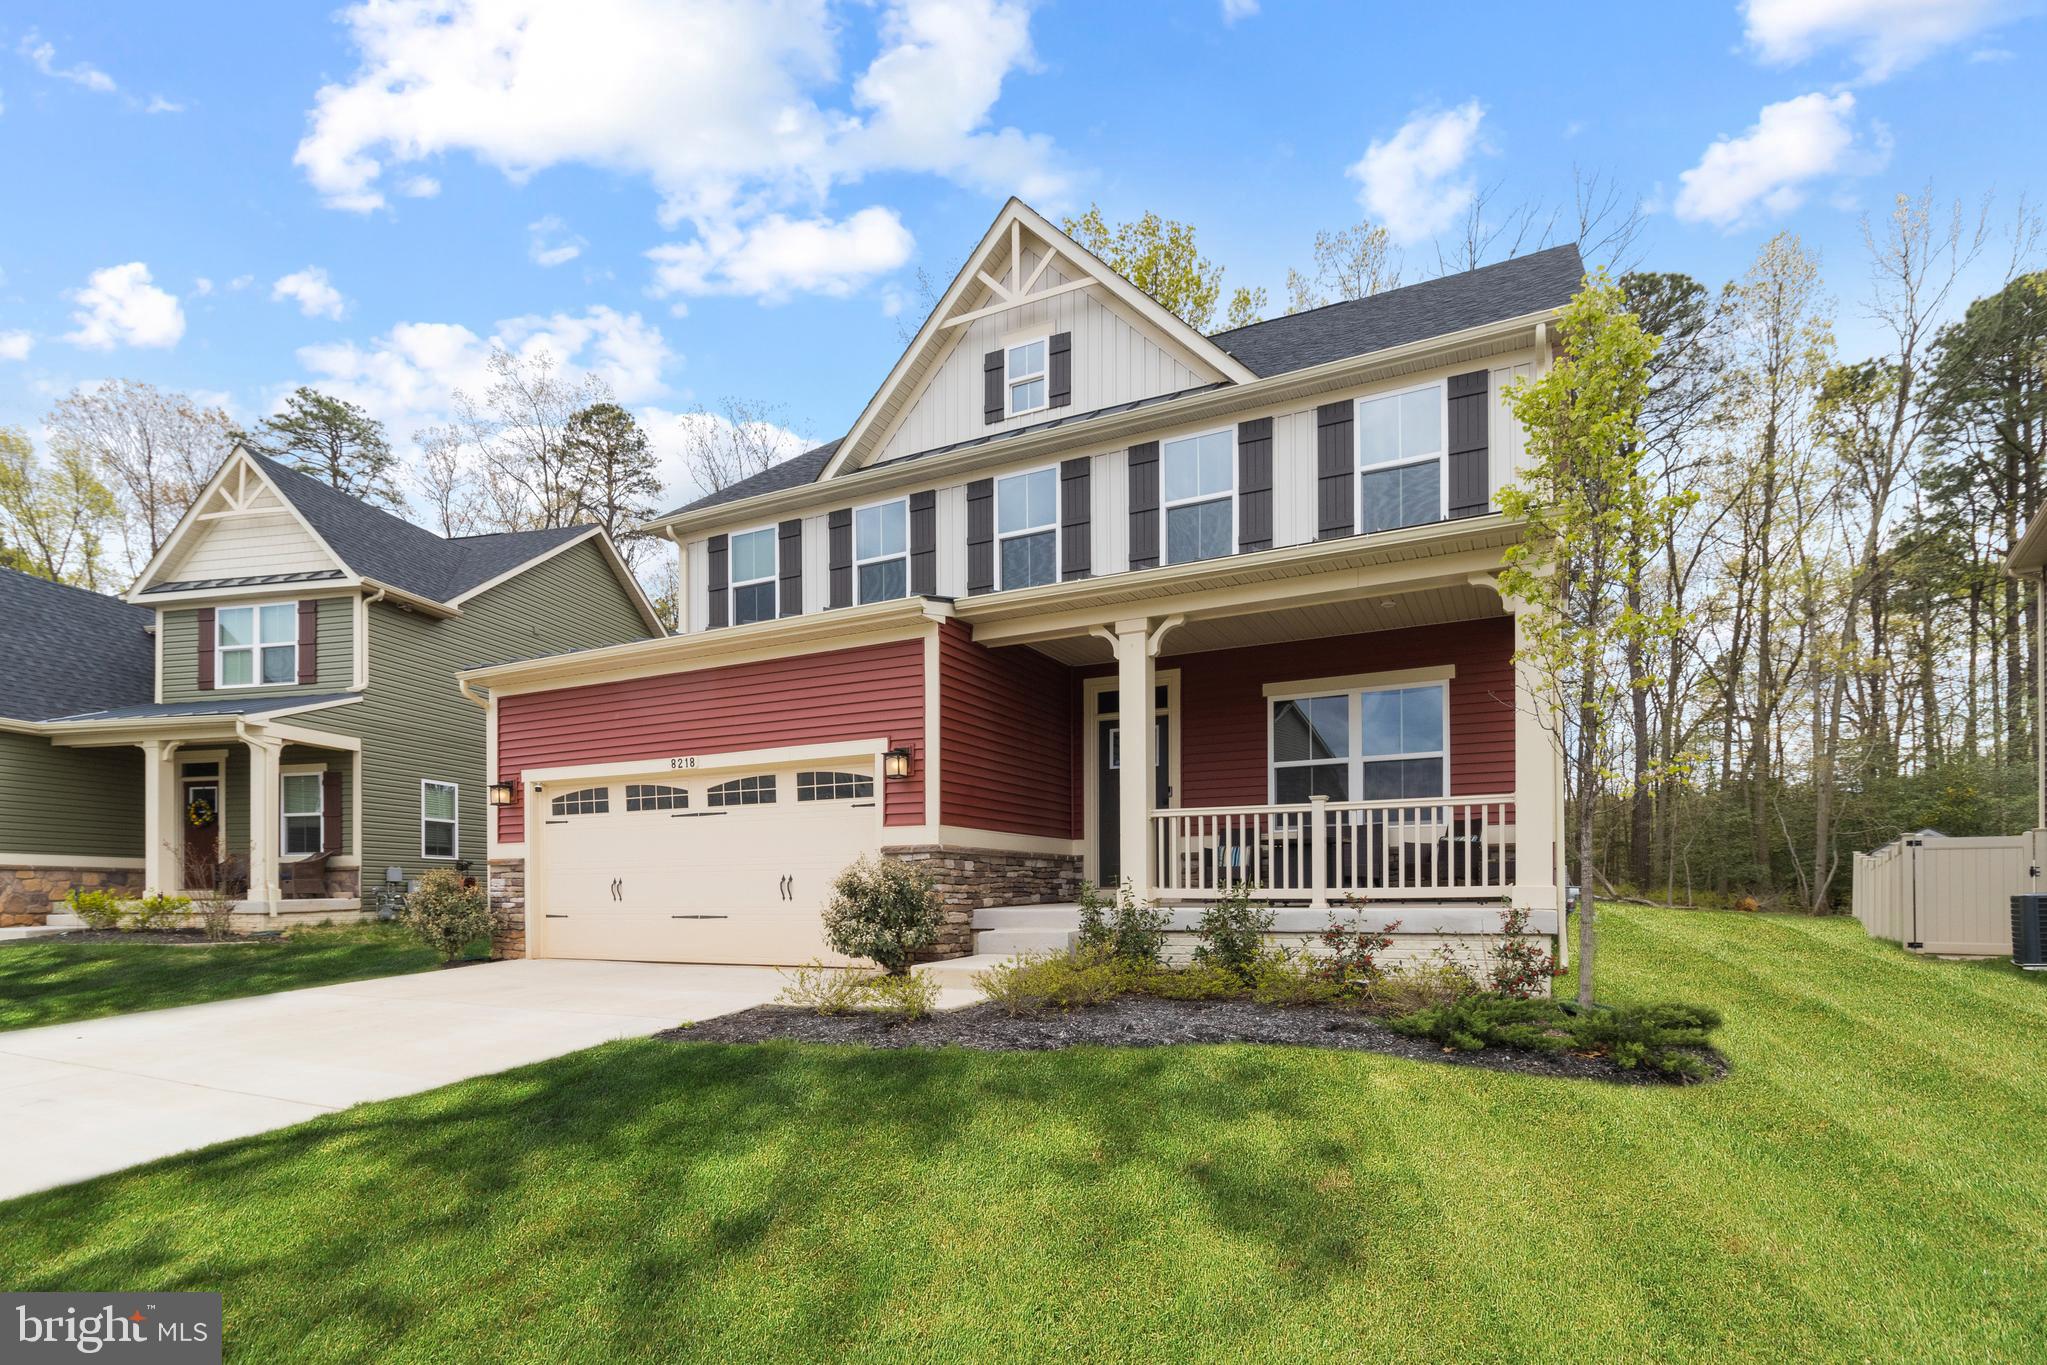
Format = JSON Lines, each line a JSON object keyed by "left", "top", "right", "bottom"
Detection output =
{"left": 1006, "top": 338, "right": 1048, "bottom": 417}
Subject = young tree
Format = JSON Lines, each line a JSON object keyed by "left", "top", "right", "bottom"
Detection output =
{"left": 1286, "top": 220, "right": 1400, "bottom": 313}
{"left": 448, "top": 347, "right": 611, "bottom": 531}
{"left": 411, "top": 423, "right": 481, "bottom": 538}
{"left": 1496, "top": 272, "right": 1681, "bottom": 1006}
{"left": 563, "top": 402, "right": 662, "bottom": 565}
{"left": 44, "top": 380, "right": 231, "bottom": 569}
{"left": 237, "top": 387, "right": 403, "bottom": 510}
{"left": 1060, "top": 203, "right": 1259, "bottom": 333}
{"left": 672, "top": 397, "right": 809, "bottom": 498}
{"left": 0, "top": 427, "right": 120, "bottom": 588}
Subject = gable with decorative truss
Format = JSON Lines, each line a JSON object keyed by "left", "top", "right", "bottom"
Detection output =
{"left": 137, "top": 451, "right": 347, "bottom": 592}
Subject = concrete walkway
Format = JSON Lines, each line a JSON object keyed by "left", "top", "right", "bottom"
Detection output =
{"left": 0, "top": 959, "right": 785, "bottom": 1201}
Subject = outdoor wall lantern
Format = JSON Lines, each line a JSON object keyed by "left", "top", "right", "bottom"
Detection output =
{"left": 884, "top": 747, "right": 914, "bottom": 780}
{"left": 487, "top": 781, "right": 517, "bottom": 807}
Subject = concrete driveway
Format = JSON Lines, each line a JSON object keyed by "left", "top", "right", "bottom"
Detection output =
{"left": 0, "top": 959, "right": 784, "bottom": 1201}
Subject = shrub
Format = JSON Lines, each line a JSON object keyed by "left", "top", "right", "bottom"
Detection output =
{"left": 1076, "top": 879, "right": 1170, "bottom": 967}
{"left": 1567, "top": 1002, "right": 1724, "bottom": 1081}
{"left": 1361, "top": 959, "right": 1479, "bottom": 1016}
{"left": 862, "top": 970, "right": 941, "bottom": 1022}
{"left": 1191, "top": 884, "right": 1273, "bottom": 981}
{"left": 1133, "top": 960, "right": 1246, "bottom": 1001}
{"left": 401, "top": 868, "right": 491, "bottom": 962}
{"left": 776, "top": 962, "right": 876, "bottom": 1015}
{"left": 1485, "top": 905, "right": 1557, "bottom": 998}
{"left": 66, "top": 889, "right": 125, "bottom": 930}
{"left": 1248, "top": 951, "right": 1346, "bottom": 1007}
{"left": 1386, "top": 994, "right": 1569, "bottom": 1053}
{"left": 973, "top": 946, "right": 1130, "bottom": 1014}
{"left": 193, "top": 889, "right": 237, "bottom": 941}
{"left": 822, "top": 856, "right": 939, "bottom": 976}
{"left": 125, "top": 893, "right": 191, "bottom": 932}
{"left": 1314, "top": 912, "right": 1401, "bottom": 986}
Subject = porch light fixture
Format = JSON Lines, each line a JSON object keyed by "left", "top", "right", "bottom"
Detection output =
{"left": 487, "top": 781, "right": 517, "bottom": 807}
{"left": 884, "top": 747, "right": 914, "bottom": 780}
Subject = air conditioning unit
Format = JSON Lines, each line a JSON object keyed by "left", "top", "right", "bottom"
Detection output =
{"left": 2014, "top": 895, "right": 2047, "bottom": 970}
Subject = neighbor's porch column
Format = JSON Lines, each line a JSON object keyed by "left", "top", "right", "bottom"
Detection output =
{"left": 1509, "top": 604, "right": 1565, "bottom": 920}
{"left": 1111, "top": 617, "right": 1154, "bottom": 903}
{"left": 246, "top": 736, "right": 284, "bottom": 910}
{"left": 140, "top": 738, "right": 180, "bottom": 897}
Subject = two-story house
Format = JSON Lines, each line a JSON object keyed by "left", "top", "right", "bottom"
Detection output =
{"left": 0, "top": 448, "right": 662, "bottom": 929}
{"left": 464, "top": 199, "right": 1575, "bottom": 967}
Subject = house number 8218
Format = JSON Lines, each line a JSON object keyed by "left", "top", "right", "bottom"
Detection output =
{"left": 668, "top": 757, "right": 696, "bottom": 769}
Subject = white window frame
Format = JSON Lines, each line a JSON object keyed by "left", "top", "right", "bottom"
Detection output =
{"left": 995, "top": 463, "right": 1061, "bottom": 591}
{"left": 421, "top": 779, "right": 460, "bottom": 860}
{"left": 280, "top": 763, "right": 326, "bottom": 859}
{"left": 728, "top": 524, "right": 779, "bottom": 625}
{"left": 1159, "top": 426, "right": 1237, "bottom": 567}
{"left": 1005, "top": 335, "right": 1050, "bottom": 418}
{"left": 215, "top": 600, "right": 299, "bottom": 690}
{"left": 1264, "top": 678, "right": 1451, "bottom": 803}
{"left": 1354, "top": 380, "right": 1450, "bottom": 533}
{"left": 853, "top": 496, "right": 910, "bottom": 605}
{"left": 1357, "top": 680, "right": 1450, "bottom": 801}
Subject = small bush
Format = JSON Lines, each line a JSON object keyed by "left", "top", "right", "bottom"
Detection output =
{"left": 193, "top": 890, "right": 237, "bottom": 941}
{"left": 1075, "top": 879, "right": 1170, "bottom": 967}
{"left": 776, "top": 962, "right": 876, "bottom": 1015}
{"left": 1191, "top": 884, "right": 1273, "bottom": 981}
{"left": 862, "top": 970, "right": 941, "bottom": 1022}
{"left": 1361, "top": 959, "right": 1479, "bottom": 1016}
{"left": 973, "top": 946, "right": 1130, "bottom": 1014}
{"left": 401, "top": 868, "right": 491, "bottom": 962}
{"left": 1485, "top": 905, "right": 1557, "bottom": 998}
{"left": 1133, "top": 960, "right": 1246, "bottom": 1001}
{"left": 1314, "top": 912, "right": 1401, "bottom": 987}
{"left": 1567, "top": 1002, "right": 1724, "bottom": 1080}
{"left": 822, "top": 856, "right": 939, "bottom": 976}
{"left": 1248, "top": 951, "right": 1345, "bottom": 1007}
{"left": 66, "top": 889, "right": 125, "bottom": 930}
{"left": 1387, "top": 994, "right": 1569, "bottom": 1053}
{"left": 124, "top": 893, "right": 191, "bottom": 932}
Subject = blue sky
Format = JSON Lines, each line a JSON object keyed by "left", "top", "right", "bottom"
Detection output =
{"left": 1, "top": 0, "right": 2041, "bottom": 509}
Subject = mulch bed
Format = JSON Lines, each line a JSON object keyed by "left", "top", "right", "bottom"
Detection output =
{"left": 660, "top": 997, "right": 1727, "bottom": 1086}
{"left": 16, "top": 929, "right": 283, "bottom": 946}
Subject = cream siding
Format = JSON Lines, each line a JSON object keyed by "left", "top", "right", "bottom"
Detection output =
{"left": 802, "top": 513, "right": 830, "bottom": 614}
{"left": 1272, "top": 408, "right": 1318, "bottom": 548}
{"left": 1490, "top": 361, "right": 1535, "bottom": 498}
{"left": 1092, "top": 447, "right": 1128, "bottom": 574}
{"left": 686, "top": 537, "right": 710, "bottom": 633}
{"left": 0, "top": 731, "right": 144, "bottom": 858}
{"left": 934, "top": 485, "right": 968, "bottom": 598}
{"left": 162, "top": 486, "right": 337, "bottom": 582}
{"left": 159, "top": 595, "right": 354, "bottom": 703}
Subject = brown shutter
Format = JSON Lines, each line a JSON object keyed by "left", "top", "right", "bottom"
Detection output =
{"left": 196, "top": 606, "right": 216, "bottom": 691}
{"left": 1049, "top": 332, "right": 1072, "bottom": 408}
{"left": 984, "top": 350, "right": 1004, "bottom": 425}
{"left": 909, "top": 491, "right": 937, "bottom": 597}
{"left": 706, "top": 533, "right": 729, "bottom": 629}
{"left": 965, "top": 478, "right": 995, "bottom": 595}
{"left": 1447, "top": 370, "right": 1490, "bottom": 519}
{"left": 827, "top": 509, "right": 853, "bottom": 608}
{"left": 1237, "top": 417, "right": 1273, "bottom": 554}
{"left": 1127, "top": 441, "right": 1160, "bottom": 572}
{"left": 296, "top": 600, "right": 318, "bottom": 684}
{"left": 1316, "top": 400, "right": 1356, "bottom": 540}
{"left": 778, "top": 519, "right": 803, "bottom": 617}
{"left": 321, "top": 770, "right": 343, "bottom": 852}
{"left": 1060, "top": 456, "right": 1091, "bottom": 580}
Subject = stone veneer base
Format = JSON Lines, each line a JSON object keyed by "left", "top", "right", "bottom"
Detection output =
{"left": 0, "top": 865, "right": 146, "bottom": 927}
{"left": 488, "top": 858, "right": 527, "bottom": 959}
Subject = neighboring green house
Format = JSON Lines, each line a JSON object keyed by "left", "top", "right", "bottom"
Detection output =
{"left": 0, "top": 447, "right": 662, "bottom": 926}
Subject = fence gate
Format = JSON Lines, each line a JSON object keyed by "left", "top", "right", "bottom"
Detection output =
{"left": 1853, "top": 832, "right": 2040, "bottom": 957}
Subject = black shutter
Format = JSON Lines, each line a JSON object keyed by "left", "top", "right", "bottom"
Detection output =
{"left": 909, "top": 490, "right": 937, "bottom": 597}
{"left": 196, "top": 607, "right": 215, "bottom": 690}
{"left": 778, "top": 519, "right": 803, "bottom": 617}
{"left": 1316, "top": 400, "right": 1355, "bottom": 540}
{"left": 706, "top": 533, "right": 729, "bottom": 629}
{"left": 1049, "top": 331, "right": 1072, "bottom": 408}
{"left": 1447, "top": 370, "right": 1490, "bottom": 519}
{"left": 984, "top": 350, "right": 1004, "bottom": 425}
{"left": 827, "top": 509, "right": 853, "bottom": 609}
{"left": 1237, "top": 417, "right": 1273, "bottom": 554}
{"left": 1060, "top": 456, "right": 1091, "bottom": 580}
{"left": 965, "top": 478, "right": 995, "bottom": 594}
{"left": 1127, "top": 441, "right": 1160, "bottom": 572}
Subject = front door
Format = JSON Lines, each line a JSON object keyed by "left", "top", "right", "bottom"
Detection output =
{"left": 1097, "top": 713, "right": 1170, "bottom": 888}
{"left": 182, "top": 780, "right": 219, "bottom": 889}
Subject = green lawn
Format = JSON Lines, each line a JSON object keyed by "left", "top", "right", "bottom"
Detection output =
{"left": 0, "top": 924, "right": 475, "bottom": 1031}
{"left": 3, "top": 907, "right": 2043, "bottom": 1362}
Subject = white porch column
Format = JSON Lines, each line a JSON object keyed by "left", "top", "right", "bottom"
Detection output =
{"left": 140, "top": 739, "right": 180, "bottom": 896}
{"left": 246, "top": 737, "right": 284, "bottom": 910}
{"left": 1510, "top": 605, "right": 1565, "bottom": 920}
{"left": 1112, "top": 617, "right": 1155, "bottom": 903}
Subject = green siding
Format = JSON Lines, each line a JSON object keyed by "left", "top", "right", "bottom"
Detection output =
{"left": 0, "top": 730, "right": 143, "bottom": 859}
{"left": 160, "top": 595, "right": 354, "bottom": 702}
{"left": 295, "top": 539, "right": 652, "bottom": 882}
{"left": 179, "top": 745, "right": 350, "bottom": 867}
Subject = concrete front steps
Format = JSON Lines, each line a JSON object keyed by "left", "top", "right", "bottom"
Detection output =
{"left": 971, "top": 904, "right": 1082, "bottom": 957}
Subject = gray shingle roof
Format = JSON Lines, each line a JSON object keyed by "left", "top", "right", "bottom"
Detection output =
{"left": 656, "top": 245, "right": 1585, "bottom": 520}
{"left": 47, "top": 693, "right": 362, "bottom": 724}
{"left": 0, "top": 568, "right": 156, "bottom": 722}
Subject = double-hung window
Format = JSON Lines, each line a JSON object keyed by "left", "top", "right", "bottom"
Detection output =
{"left": 1357, "top": 383, "right": 1445, "bottom": 533}
{"left": 855, "top": 499, "right": 909, "bottom": 603}
{"left": 1269, "top": 682, "right": 1448, "bottom": 803}
{"left": 1006, "top": 338, "right": 1048, "bottom": 417}
{"left": 1162, "top": 429, "right": 1234, "bottom": 565}
{"left": 1271, "top": 694, "right": 1350, "bottom": 802}
{"left": 996, "top": 466, "right": 1058, "bottom": 590}
{"left": 281, "top": 772, "right": 323, "bottom": 855}
{"left": 1359, "top": 684, "right": 1447, "bottom": 799}
{"left": 217, "top": 603, "right": 297, "bottom": 687}
{"left": 730, "top": 527, "right": 778, "bottom": 624}
{"left": 421, "top": 780, "right": 458, "bottom": 859}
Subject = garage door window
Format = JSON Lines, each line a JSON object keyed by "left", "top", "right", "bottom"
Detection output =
{"left": 797, "top": 770, "right": 874, "bottom": 802}
{"left": 551, "top": 787, "right": 609, "bottom": 816}
{"left": 625, "top": 783, "right": 688, "bottom": 811}
{"left": 708, "top": 774, "right": 776, "bottom": 807}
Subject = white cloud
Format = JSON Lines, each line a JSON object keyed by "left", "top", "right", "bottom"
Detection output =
{"left": 271, "top": 266, "right": 349, "bottom": 320}
{"left": 646, "top": 207, "right": 914, "bottom": 301}
{"left": 1743, "top": 0, "right": 2014, "bottom": 82}
{"left": 1347, "top": 101, "right": 1486, "bottom": 245}
{"left": 0, "top": 330, "right": 32, "bottom": 361}
{"left": 226, "top": 274, "right": 255, "bottom": 292}
{"left": 64, "top": 262, "right": 185, "bottom": 350}
{"left": 528, "top": 215, "right": 585, "bottom": 268}
{"left": 294, "top": 0, "right": 1063, "bottom": 299}
{"left": 192, "top": 277, "right": 214, "bottom": 297}
{"left": 19, "top": 32, "right": 116, "bottom": 93}
{"left": 1674, "top": 91, "right": 1876, "bottom": 228}
{"left": 638, "top": 404, "right": 810, "bottom": 506}
{"left": 398, "top": 174, "right": 440, "bottom": 198}
{"left": 145, "top": 95, "right": 184, "bottom": 114}
{"left": 1221, "top": 0, "right": 1259, "bottom": 21}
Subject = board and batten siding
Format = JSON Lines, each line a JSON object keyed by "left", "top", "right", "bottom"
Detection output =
{"left": 162, "top": 483, "right": 335, "bottom": 582}
{"left": 292, "top": 538, "right": 653, "bottom": 882}
{"left": 936, "top": 621, "right": 1074, "bottom": 839}
{"left": 0, "top": 730, "right": 143, "bottom": 858}
{"left": 159, "top": 595, "right": 353, "bottom": 702}
{"left": 495, "top": 636, "right": 926, "bottom": 843}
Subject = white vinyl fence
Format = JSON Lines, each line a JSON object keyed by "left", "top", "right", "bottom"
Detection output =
{"left": 1852, "top": 830, "right": 2042, "bottom": 957}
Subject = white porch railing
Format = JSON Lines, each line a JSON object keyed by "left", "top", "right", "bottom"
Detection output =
{"left": 1150, "top": 794, "right": 1517, "bottom": 902}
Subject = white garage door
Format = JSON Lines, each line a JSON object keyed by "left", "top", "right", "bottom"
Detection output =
{"left": 533, "top": 764, "right": 882, "bottom": 965}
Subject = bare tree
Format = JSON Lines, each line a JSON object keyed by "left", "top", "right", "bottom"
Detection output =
{"left": 447, "top": 347, "right": 612, "bottom": 531}
{"left": 411, "top": 423, "right": 482, "bottom": 538}
{"left": 1285, "top": 220, "right": 1401, "bottom": 314}
{"left": 1570, "top": 167, "right": 1648, "bottom": 274}
{"left": 45, "top": 380, "right": 232, "bottom": 570}
{"left": 1434, "top": 179, "right": 1559, "bottom": 275}
{"left": 674, "top": 397, "right": 811, "bottom": 498}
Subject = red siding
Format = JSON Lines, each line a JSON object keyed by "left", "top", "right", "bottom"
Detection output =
{"left": 495, "top": 638, "right": 925, "bottom": 841}
{"left": 938, "top": 620, "right": 1075, "bottom": 839}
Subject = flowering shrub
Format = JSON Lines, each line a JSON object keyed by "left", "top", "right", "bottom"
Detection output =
{"left": 1315, "top": 912, "right": 1402, "bottom": 986}
{"left": 1485, "top": 906, "right": 1557, "bottom": 998}
{"left": 822, "top": 856, "right": 939, "bottom": 976}
{"left": 401, "top": 868, "right": 490, "bottom": 962}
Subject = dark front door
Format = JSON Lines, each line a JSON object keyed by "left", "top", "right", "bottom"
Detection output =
{"left": 183, "top": 780, "right": 219, "bottom": 889}
{"left": 1096, "top": 713, "right": 1170, "bottom": 887}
